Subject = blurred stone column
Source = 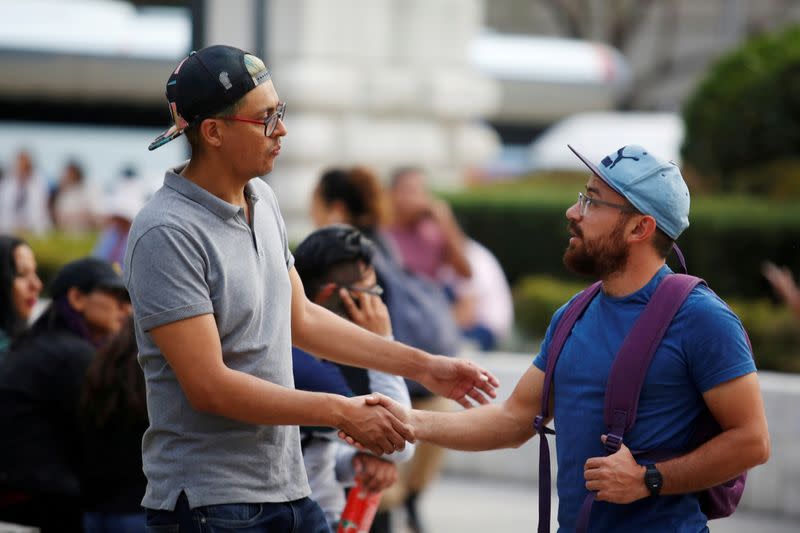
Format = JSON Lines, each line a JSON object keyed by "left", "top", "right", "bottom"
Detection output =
{"left": 202, "top": 0, "right": 500, "bottom": 240}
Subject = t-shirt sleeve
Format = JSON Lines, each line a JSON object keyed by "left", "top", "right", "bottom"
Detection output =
{"left": 683, "top": 288, "right": 757, "bottom": 393}
{"left": 125, "top": 225, "right": 214, "bottom": 332}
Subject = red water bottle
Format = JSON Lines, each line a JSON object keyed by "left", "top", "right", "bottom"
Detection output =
{"left": 337, "top": 478, "right": 383, "bottom": 533}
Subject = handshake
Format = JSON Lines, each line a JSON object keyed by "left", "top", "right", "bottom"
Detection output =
{"left": 336, "top": 393, "right": 416, "bottom": 456}
{"left": 333, "top": 354, "right": 499, "bottom": 455}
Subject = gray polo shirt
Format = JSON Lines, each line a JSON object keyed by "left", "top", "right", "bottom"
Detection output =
{"left": 124, "top": 166, "right": 309, "bottom": 510}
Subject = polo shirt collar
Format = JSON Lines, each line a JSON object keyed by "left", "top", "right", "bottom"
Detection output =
{"left": 164, "top": 166, "right": 254, "bottom": 221}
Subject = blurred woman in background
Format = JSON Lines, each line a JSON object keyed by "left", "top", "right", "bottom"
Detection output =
{"left": 0, "top": 235, "right": 42, "bottom": 352}
{"left": 0, "top": 257, "right": 130, "bottom": 533}
{"left": 80, "top": 317, "right": 147, "bottom": 533}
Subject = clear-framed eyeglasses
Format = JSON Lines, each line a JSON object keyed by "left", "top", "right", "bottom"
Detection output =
{"left": 577, "top": 191, "right": 635, "bottom": 217}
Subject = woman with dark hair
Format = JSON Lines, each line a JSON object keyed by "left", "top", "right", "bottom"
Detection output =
{"left": 80, "top": 317, "right": 148, "bottom": 533}
{"left": 310, "top": 167, "right": 389, "bottom": 237}
{"left": 0, "top": 235, "right": 42, "bottom": 351}
{"left": 0, "top": 257, "right": 131, "bottom": 533}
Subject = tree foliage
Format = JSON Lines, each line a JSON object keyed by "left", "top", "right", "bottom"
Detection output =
{"left": 682, "top": 24, "right": 800, "bottom": 193}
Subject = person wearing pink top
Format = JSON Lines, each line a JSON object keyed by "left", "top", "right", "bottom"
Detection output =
{"left": 386, "top": 167, "right": 471, "bottom": 282}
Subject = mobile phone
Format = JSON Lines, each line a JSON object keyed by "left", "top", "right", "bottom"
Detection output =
{"left": 322, "top": 289, "right": 359, "bottom": 318}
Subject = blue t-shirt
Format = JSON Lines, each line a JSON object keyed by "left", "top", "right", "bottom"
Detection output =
{"left": 533, "top": 266, "right": 755, "bottom": 533}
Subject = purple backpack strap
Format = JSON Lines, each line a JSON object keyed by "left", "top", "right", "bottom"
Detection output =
{"left": 574, "top": 274, "right": 704, "bottom": 533}
{"left": 604, "top": 274, "right": 703, "bottom": 450}
{"left": 535, "top": 281, "right": 602, "bottom": 533}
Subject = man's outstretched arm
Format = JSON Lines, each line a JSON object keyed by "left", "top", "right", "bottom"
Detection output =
{"left": 346, "top": 365, "right": 546, "bottom": 452}
{"left": 149, "top": 314, "right": 412, "bottom": 456}
{"left": 288, "top": 267, "right": 499, "bottom": 408}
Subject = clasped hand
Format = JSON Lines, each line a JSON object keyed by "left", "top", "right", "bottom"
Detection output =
{"left": 583, "top": 435, "right": 650, "bottom": 504}
{"left": 339, "top": 393, "right": 414, "bottom": 456}
{"left": 339, "top": 394, "right": 410, "bottom": 454}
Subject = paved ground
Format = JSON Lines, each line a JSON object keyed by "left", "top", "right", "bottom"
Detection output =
{"left": 404, "top": 474, "right": 799, "bottom": 533}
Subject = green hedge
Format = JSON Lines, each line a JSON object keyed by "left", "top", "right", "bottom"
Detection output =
{"left": 514, "top": 275, "right": 800, "bottom": 373}
{"left": 24, "top": 232, "right": 98, "bottom": 293}
{"left": 682, "top": 24, "right": 800, "bottom": 193}
{"left": 446, "top": 188, "right": 800, "bottom": 300}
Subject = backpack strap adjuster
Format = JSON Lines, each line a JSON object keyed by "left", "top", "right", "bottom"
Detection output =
{"left": 604, "top": 433, "right": 623, "bottom": 454}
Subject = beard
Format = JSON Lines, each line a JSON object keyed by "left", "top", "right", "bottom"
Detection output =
{"left": 563, "top": 218, "right": 630, "bottom": 278}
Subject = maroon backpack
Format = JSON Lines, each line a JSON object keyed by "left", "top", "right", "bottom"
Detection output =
{"left": 533, "top": 273, "right": 749, "bottom": 533}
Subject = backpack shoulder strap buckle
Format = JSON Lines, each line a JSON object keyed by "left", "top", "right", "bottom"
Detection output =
{"left": 604, "top": 432, "right": 623, "bottom": 454}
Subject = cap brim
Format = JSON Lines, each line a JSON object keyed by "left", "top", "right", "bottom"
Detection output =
{"left": 98, "top": 277, "right": 126, "bottom": 290}
{"left": 148, "top": 124, "right": 185, "bottom": 151}
{"left": 97, "top": 279, "right": 129, "bottom": 300}
{"left": 567, "top": 144, "right": 625, "bottom": 197}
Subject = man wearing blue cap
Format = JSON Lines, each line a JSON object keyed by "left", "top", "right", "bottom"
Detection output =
{"left": 363, "top": 145, "right": 769, "bottom": 532}
{"left": 125, "top": 45, "right": 498, "bottom": 532}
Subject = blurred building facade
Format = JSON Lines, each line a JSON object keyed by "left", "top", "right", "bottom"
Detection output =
{"left": 199, "top": 0, "right": 501, "bottom": 238}
{"left": 486, "top": 0, "right": 800, "bottom": 112}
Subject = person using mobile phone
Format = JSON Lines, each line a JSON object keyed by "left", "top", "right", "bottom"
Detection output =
{"left": 291, "top": 225, "right": 414, "bottom": 531}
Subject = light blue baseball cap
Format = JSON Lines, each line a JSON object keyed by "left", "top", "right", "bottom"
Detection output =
{"left": 568, "top": 144, "right": 690, "bottom": 240}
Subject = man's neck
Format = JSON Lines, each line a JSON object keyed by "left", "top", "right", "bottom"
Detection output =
{"left": 181, "top": 155, "right": 249, "bottom": 207}
{"left": 602, "top": 253, "right": 667, "bottom": 298}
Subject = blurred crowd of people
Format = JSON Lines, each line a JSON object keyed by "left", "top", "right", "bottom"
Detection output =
{"left": 0, "top": 159, "right": 515, "bottom": 533}
{"left": 0, "top": 149, "right": 148, "bottom": 266}
{"left": 5, "top": 141, "right": 793, "bottom": 533}
{"left": 0, "top": 244, "right": 140, "bottom": 532}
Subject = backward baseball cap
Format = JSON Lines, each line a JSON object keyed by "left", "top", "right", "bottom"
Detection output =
{"left": 568, "top": 144, "right": 690, "bottom": 240}
{"left": 148, "top": 45, "right": 272, "bottom": 151}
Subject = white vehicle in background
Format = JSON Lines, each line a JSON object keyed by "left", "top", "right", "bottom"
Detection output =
{"left": 470, "top": 32, "right": 633, "bottom": 127}
{"left": 469, "top": 33, "right": 634, "bottom": 177}
{"left": 528, "top": 112, "right": 684, "bottom": 172}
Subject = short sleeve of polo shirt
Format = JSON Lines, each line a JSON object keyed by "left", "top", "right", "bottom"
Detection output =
{"left": 126, "top": 225, "right": 213, "bottom": 332}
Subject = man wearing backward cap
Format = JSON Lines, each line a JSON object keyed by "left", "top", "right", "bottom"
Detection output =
{"left": 125, "top": 45, "right": 498, "bottom": 532}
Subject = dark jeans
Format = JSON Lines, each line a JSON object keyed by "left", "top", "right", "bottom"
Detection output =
{"left": 84, "top": 510, "right": 147, "bottom": 532}
{"left": 146, "top": 492, "right": 330, "bottom": 533}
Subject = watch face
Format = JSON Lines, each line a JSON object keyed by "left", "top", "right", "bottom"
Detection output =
{"left": 645, "top": 465, "right": 663, "bottom": 495}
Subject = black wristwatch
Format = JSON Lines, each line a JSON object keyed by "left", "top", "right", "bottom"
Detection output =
{"left": 644, "top": 464, "right": 663, "bottom": 497}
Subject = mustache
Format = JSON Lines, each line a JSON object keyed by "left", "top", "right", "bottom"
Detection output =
{"left": 568, "top": 222, "right": 583, "bottom": 239}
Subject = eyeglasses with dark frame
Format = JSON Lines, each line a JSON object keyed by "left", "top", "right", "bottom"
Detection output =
{"left": 318, "top": 282, "right": 384, "bottom": 302}
{"left": 577, "top": 191, "right": 636, "bottom": 217}
{"left": 342, "top": 284, "right": 383, "bottom": 297}
{"left": 219, "top": 101, "right": 286, "bottom": 137}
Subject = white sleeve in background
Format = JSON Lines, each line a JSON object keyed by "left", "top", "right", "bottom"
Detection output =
{"left": 366, "top": 369, "right": 415, "bottom": 462}
{"left": 334, "top": 369, "right": 416, "bottom": 485}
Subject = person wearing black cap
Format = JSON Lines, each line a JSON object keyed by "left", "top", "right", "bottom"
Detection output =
{"left": 126, "top": 45, "right": 497, "bottom": 532}
{"left": 0, "top": 257, "right": 130, "bottom": 532}
{"left": 361, "top": 145, "right": 768, "bottom": 532}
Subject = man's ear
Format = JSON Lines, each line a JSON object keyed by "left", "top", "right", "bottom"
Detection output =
{"left": 199, "top": 118, "right": 224, "bottom": 148}
{"left": 66, "top": 286, "right": 87, "bottom": 313}
{"left": 628, "top": 215, "right": 658, "bottom": 244}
